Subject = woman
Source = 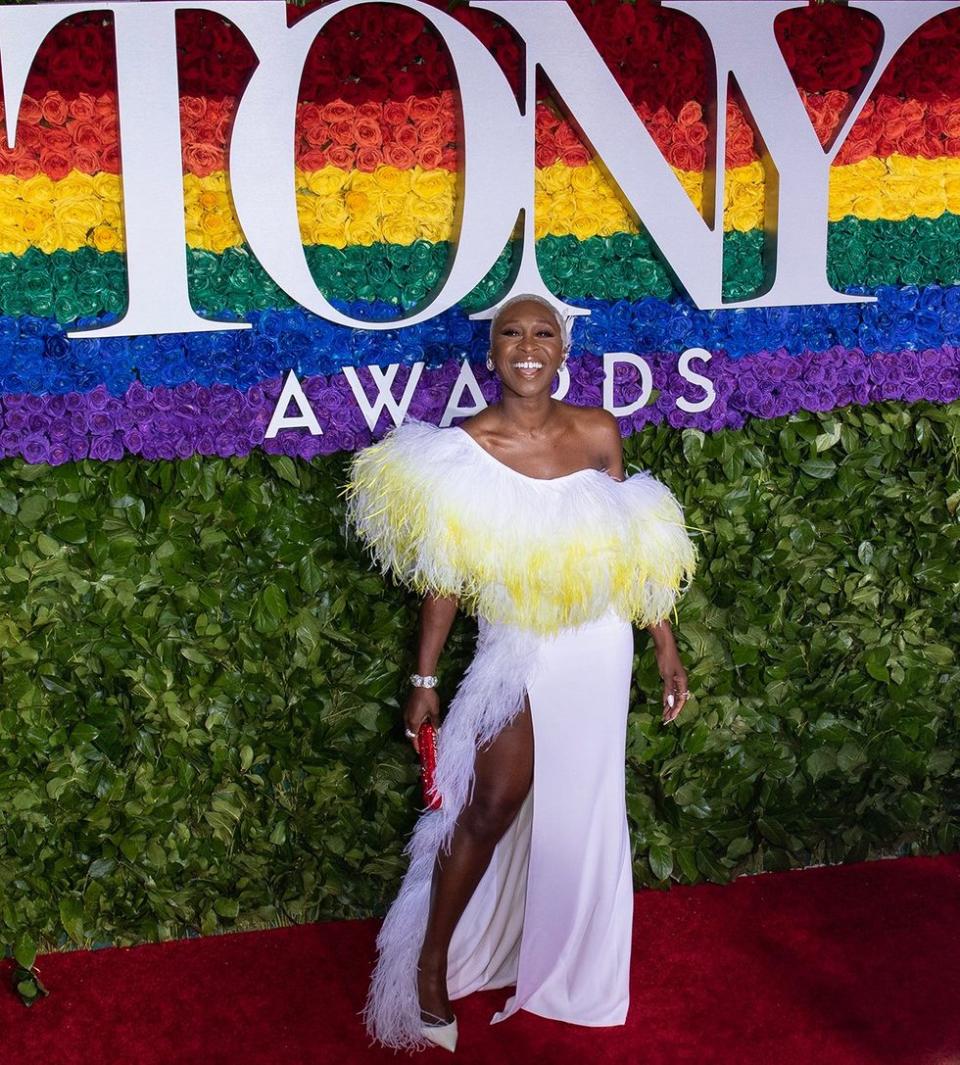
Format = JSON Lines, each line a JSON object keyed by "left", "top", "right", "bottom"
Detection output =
{"left": 345, "top": 294, "right": 696, "bottom": 1052}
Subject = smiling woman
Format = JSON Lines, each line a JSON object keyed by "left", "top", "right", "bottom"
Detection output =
{"left": 344, "top": 294, "right": 698, "bottom": 1052}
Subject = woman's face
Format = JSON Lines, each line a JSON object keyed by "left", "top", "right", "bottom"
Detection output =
{"left": 490, "top": 300, "right": 565, "bottom": 397}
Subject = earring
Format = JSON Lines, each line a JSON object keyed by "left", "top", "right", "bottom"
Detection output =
{"left": 486, "top": 356, "right": 494, "bottom": 371}
{"left": 560, "top": 355, "right": 568, "bottom": 370}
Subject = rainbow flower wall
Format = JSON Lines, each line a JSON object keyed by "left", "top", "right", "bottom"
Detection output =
{"left": 3, "top": 1, "right": 960, "bottom": 462}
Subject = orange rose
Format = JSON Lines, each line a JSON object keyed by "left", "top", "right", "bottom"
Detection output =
{"left": 677, "top": 100, "right": 702, "bottom": 127}
{"left": 68, "top": 93, "right": 97, "bottom": 122}
{"left": 415, "top": 144, "right": 443, "bottom": 169}
{"left": 384, "top": 143, "right": 415, "bottom": 169}
{"left": 354, "top": 117, "right": 382, "bottom": 148}
{"left": 409, "top": 95, "right": 441, "bottom": 120}
{"left": 330, "top": 119, "right": 355, "bottom": 147}
{"left": 94, "top": 94, "right": 116, "bottom": 119}
{"left": 667, "top": 141, "right": 699, "bottom": 171}
{"left": 39, "top": 147, "right": 72, "bottom": 181}
{"left": 327, "top": 145, "right": 355, "bottom": 169}
{"left": 554, "top": 122, "right": 582, "bottom": 150}
{"left": 356, "top": 101, "right": 381, "bottom": 121}
{"left": 322, "top": 100, "right": 354, "bottom": 123}
{"left": 382, "top": 100, "right": 410, "bottom": 126}
{"left": 183, "top": 142, "right": 225, "bottom": 178}
{"left": 180, "top": 95, "right": 208, "bottom": 122}
{"left": 101, "top": 143, "right": 120, "bottom": 172}
{"left": 535, "top": 143, "right": 558, "bottom": 168}
{"left": 41, "top": 92, "right": 69, "bottom": 126}
{"left": 418, "top": 118, "right": 442, "bottom": 146}
{"left": 73, "top": 147, "right": 101, "bottom": 174}
{"left": 12, "top": 157, "right": 40, "bottom": 180}
{"left": 10, "top": 96, "right": 34, "bottom": 125}
{"left": 72, "top": 122, "right": 104, "bottom": 151}
{"left": 300, "top": 148, "right": 327, "bottom": 171}
{"left": 299, "top": 103, "right": 325, "bottom": 144}
{"left": 15, "top": 125, "right": 40, "bottom": 151}
{"left": 561, "top": 145, "right": 591, "bottom": 167}
{"left": 356, "top": 146, "right": 384, "bottom": 172}
{"left": 45, "top": 126, "right": 73, "bottom": 152}
{"left": 395, "top": 124, "right": 418, "bottom": 150}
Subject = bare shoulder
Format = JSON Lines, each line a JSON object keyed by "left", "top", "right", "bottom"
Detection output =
{"left": 563, "top": 404, "right": 624, "bottom": 475}
{"left": 455, "top": 408, "right": 498, "bottom": 441}
{"left": 566, "top": 404, "right": 620, "bottom": 446}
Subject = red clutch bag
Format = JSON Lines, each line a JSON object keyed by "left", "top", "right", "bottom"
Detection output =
{"left": 418, "top": 721, "right": 442, "bottom": 810}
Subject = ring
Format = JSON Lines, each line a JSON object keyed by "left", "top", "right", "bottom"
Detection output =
{"left": 404, "top": 728, "right": 416, "bottom": 739}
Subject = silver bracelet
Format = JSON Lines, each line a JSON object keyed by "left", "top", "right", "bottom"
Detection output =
{"left": 410, "top": 673, "right": 439, "bottom": 688}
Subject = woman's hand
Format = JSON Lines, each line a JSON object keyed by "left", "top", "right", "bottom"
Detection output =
{"left": 404, "top": 687, "right": 441, "bottom": 754}
{"left": 656, "top": 646, "right": 690, "bottom": 725}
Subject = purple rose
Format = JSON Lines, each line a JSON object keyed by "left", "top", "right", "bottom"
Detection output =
{"left": 21, "top": 434, "right": 50, "bottom": 464}
{"left": 123, "top": 428, "right": 144, "bottom": 453}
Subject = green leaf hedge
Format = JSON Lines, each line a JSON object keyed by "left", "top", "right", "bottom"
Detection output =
{"left": 1, "top": 401, "right": 959, "bottom": 955}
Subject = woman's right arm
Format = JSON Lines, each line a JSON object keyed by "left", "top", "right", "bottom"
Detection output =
{"left": 404, "top": 592, "right": 459, "bottom": 753}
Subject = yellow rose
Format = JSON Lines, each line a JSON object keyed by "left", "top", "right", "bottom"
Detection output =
{"left": 92, "top": 224, "right": 121, "bottom": 254}
{"left": 536, "top": 164, "right": 568, "bottom": 195}
{"left": 54, "top": 196, "right": 104, "bottom": 231}
{"left": 304, "top": 167, "right": 350, "bottom": 197}
{"left": 944, "top": 176, "right": 960, "bottom": 213}
{"left": 410, "top": 168, "right": 452, "bottom": 202}
{"left": 569, "top": 163, "right": 601, "bottom": 193}
{"left": 570, "top": 212, "right": 603, "bottom": 241}
{"left": 725, "top": 203, "right": 762, "bottom": 233}
{"left": 315, "top": 199, "right": 349, "bottom": 227}
{"left": 381, "top": 215, "right": 419, "bottom": 245}
{"left": 91, "top": 172, "right": 121, "bottom": 204}
{"left": 372, "top": 166, "right": 411, "bottom": 195}
{"left": 343, "top": 219, "right": 380, "bottom": 246}
{"left": 0, "top": 221, "right": 29, "bottom": 256}
{"left": 849, "top": 190, "right": 882, "bottom": 222}
{"left": 21, "top": 173, "right": 55, "bottom": 206}
{"left": 376, "top": 192, "right": 408, "bottom": 219}
{"left": 37, "top": 221, "right": 62, "bottom": 255}
{"left": 310, "top": 222, "right": 348, "bottom": 249}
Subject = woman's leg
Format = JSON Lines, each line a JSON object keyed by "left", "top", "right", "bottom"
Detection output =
{"left": 417, "top": 697, "right": 534, "bottom": 1021}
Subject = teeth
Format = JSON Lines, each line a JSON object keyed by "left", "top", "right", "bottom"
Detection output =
{"left": 514, "top": 361, "right": 543, "bottom": 370}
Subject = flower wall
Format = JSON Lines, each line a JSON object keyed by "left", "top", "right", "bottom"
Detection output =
{"left": 0, "top": 1, "right": 958, "bottom": 953}
{"left": 4, "top": 3, "right": 960, "bottom": 457}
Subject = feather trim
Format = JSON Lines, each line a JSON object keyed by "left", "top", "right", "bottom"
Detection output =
{"left": 362, "top": 620, "right": 538, "bottom": 1051}
{"left": 344, "top": 419, "right": 696, "bottom": 634}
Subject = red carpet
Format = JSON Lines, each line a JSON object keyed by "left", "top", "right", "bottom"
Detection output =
{"left": 3, "top": 853, "right": 959, "bottom": 1065}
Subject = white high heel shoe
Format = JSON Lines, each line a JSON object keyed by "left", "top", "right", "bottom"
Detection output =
{"left": 420, "top": 1010, "right": 458, "bottom": 1052}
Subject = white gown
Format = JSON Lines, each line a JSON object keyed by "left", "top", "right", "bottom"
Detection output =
{"left": 344, "top": 420, "right": 696, "bottom": 1051}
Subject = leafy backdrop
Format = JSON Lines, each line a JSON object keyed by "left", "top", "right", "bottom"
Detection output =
{"left": 1, "top": 400, "right": 958, "bottom": 955}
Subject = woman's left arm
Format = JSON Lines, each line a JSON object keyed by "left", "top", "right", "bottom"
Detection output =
{"left": 595, "top": 411, "right": 690, "bottom": 726}
{"left": 647, "top": 620, "right": 689, "bottom": 724}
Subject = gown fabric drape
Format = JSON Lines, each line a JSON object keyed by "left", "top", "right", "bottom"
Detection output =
{"left": 344, "top": 420, "right": 697, "bottom": 1051}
